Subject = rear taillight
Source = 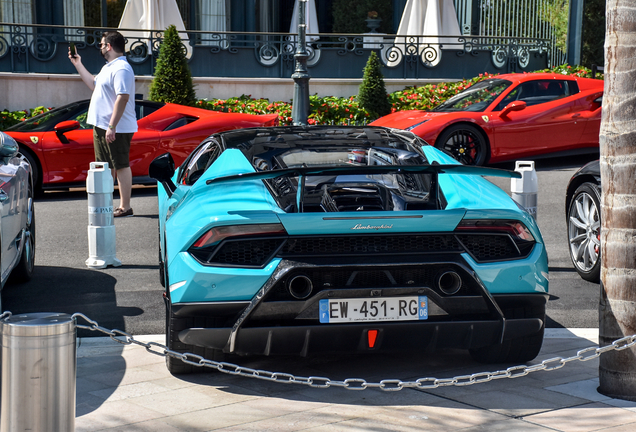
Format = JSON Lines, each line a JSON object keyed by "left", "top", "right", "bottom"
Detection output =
{"left": 454, "top": 220, "right": 534, "bottom": 242}
{"left": 189, "top": 223, "right": 287, "bottom": 267}
{"left": 192, "top": 223, "right": 287, "bottom": 249}
{"left": 454, "top": 220, "right": 536, "bottom": 262}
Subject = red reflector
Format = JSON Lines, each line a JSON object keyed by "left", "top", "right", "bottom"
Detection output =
{"left": 368, "top": 330, "right": 378, "bottom": 348}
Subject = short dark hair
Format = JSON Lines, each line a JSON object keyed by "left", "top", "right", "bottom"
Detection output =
{"left": 102, "top": 31, "right": 126, "bottom": 54}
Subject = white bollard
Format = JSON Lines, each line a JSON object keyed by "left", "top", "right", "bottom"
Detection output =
{"left": 511, "top": 160, "right": 538, "bottom": 220}
{"left": 85, "top": 162, "right": 121, "bottom": 269}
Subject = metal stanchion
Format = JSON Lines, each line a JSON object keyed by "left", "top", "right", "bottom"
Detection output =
{"left": 511, "top": 160, "right": 538, "bottom": 219}
{"left": 1, "top": 313, "right": 76, "bottom": 432}
{"left": 86, "top": 162, "right": 121, "bottom": 269}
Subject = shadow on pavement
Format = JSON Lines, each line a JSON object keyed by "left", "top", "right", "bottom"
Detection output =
{"left": 2, "top": 265, "right": 143, "bottom": 337}
{"left": 489, "top": 152, "right": 599, "bottom": 172}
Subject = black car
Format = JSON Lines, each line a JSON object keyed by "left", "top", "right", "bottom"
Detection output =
{"left": 565, "top": 160, "right": 601, "bottom": 282}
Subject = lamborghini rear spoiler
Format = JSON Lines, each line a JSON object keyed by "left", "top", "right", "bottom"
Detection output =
{"left": 205, "top": 164, "right": 521, "bottom": 211}
{"left": 205, "top": 164, "right": 521, "bottom": 186}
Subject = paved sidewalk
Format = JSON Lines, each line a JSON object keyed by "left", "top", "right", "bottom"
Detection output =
{"left": 75, "top": 329, "right": 636, "bottom": 431}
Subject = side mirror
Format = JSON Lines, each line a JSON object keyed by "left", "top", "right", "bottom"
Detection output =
{"left": 54, "top": 120, "right": 80, "bottom": 144}
{"left": 149, "top": 152, "right": 176, "bottom": 197}
{"left": 0, "top": 132, "right": 19, "bottom": 158}
{"left": 499, "top": 101, "right": 527, "bottom": 118}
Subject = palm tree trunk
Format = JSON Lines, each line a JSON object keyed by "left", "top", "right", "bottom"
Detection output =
{"left": 598, "top": 0, "right": 636, "bottom": 401}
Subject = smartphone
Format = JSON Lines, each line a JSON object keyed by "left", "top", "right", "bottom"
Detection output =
{"left": 69, "top": 42, "right": 76, "bottom": 57}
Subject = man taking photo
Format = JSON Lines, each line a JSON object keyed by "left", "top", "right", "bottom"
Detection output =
{"left": 69, "top": 31, "right": 137, "bottom": 217}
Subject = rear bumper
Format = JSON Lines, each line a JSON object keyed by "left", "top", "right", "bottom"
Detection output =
{"left": 174, "top": 293, "right": 548, "bottom": 356}
{"left": 170, "top": 256, "right": 548, "bottom": 357}
{"left": 179, "top": 316, "right": 544, "bottom": 356}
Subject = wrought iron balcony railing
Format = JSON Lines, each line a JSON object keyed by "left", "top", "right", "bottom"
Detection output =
{"left": 0, "top": 23, "right": 551, "bottom": 79}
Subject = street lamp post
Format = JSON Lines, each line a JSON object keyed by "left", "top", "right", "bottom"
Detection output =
{"left": 291, "top": 0, "right": 310, "bottom": 126}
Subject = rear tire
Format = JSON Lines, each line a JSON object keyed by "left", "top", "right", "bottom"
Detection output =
{"left": 469, "top": 304, "right": 545, "bottom": 364}
{"left": 165, "top": 302, "right": 226, "bottom": 375}
{"left": 9, "top": 183, "right": 36, "bottom": 283}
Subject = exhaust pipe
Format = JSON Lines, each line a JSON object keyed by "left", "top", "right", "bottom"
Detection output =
{"left": 437, "top": 271, "right": 462, "bottom": 295}
{"left": 288, "top": 275, "right": 313, "bottom": 299}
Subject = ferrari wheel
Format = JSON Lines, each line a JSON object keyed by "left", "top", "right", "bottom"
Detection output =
{"left": 435, "top": 124, "right": 488, "bottom": 166}
{"left": 567, "top": 183, "right": 601, "bottom": 282}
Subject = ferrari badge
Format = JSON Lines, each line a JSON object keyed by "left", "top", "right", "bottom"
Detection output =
{"left": 481, "top": 116, "right": 489, "bottom": 123}
{"left": 30, "top": 136, "right": 39, "bottom": 144}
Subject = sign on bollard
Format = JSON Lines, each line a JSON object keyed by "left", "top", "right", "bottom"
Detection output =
{"left": 86, "top": 162, "right": 121, "bottom": 269}
{"left": 1, "top": 313, "right": 76, "bottom": 432}
{"left": 510, "top": 160, "right": 538, "bottom": 219}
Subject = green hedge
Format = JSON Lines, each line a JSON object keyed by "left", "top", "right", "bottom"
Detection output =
{"left": 1, "top": 65, "right": 600, "bottom": 131}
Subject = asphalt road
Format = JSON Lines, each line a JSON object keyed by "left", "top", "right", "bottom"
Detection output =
{"left": 2, "top": 153, "right": 601, "bottom": 337}
{"left": 487, "top": 153, "right": 601, "bottom": 329}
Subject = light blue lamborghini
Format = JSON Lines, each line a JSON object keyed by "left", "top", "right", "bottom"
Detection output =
{"left": 149, "top": 126, "right": 549, "bottom": 374}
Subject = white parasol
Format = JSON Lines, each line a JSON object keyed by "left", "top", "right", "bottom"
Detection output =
{"left": 118, "top": 0, "right": 192, "bottom": 59}
{"left": 389, "top": 0, "right": 461, "bottom": 67}
{"left": 289, "top": 0, "right": 320, "bottom": 42}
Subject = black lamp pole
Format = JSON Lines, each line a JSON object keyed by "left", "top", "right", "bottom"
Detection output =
{"left": 291, "top": 0, "right": 310, "bottom": 126}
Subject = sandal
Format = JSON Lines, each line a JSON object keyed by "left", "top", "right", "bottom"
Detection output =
{"left": 114, "top": 207, "right": 134, "bottom": 218}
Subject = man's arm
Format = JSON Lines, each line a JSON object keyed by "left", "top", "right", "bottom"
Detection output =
{"left": 68, "top": 49, "right": 95, "bottom": 91}
{"left": 105, "top": 93, "right": 130, "bottom": 143}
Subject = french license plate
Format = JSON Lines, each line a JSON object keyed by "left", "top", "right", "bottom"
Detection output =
{"left": 319, "top": 296, "right": 428, "bottom": 323}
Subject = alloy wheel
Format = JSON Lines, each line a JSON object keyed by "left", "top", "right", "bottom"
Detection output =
{"left": 437, "top": 125, "right": 487, "bottom": 166}
{"left": 568, "top": 189, "right": 600, "bottom": 274}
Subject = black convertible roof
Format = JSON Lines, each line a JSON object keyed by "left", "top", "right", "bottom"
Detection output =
{"left": 217, "top": 125, "right": 425, "bottom": 153}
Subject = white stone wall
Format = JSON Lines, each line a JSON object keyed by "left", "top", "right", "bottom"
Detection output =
{"left": 0, "top": 72, "right": 454, "bottom": 111}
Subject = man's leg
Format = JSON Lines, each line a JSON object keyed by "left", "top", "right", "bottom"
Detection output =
{"left": 116, "top": 167, "right": 132, "bottom": 211}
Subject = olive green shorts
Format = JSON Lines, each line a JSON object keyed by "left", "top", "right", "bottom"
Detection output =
{"left": 93, "top": 127, "right": 134, "bottom": 170}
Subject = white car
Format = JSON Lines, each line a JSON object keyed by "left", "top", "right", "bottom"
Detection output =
{"left": 0, "top": 132, "right": 36, "bottom": 310}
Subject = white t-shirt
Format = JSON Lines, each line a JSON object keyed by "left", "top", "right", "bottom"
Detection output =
{"left": 87, "top": 56, "right": 138, "bottom": 133}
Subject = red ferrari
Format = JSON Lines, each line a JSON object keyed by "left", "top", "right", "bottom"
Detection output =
{"left": 4, "top": 100, "right": 278, "bottom": 190}
{"left": 371, "top": 73, "right": 604, "bottom": 165}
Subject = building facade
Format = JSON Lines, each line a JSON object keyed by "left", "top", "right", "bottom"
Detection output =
{"left": 0, "top": 0, "right": 410, "bottom": 34}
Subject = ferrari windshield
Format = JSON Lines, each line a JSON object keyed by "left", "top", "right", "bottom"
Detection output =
{"left": 432, "top": 79, "right": 512, "bottom": 112}
{"left": 5, "top": 102, "right": 89, "bottom": 132}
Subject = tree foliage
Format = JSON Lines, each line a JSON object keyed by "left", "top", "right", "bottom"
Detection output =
{"left": 582, "top": 0, "right": 606, "bottom": 67}
{"left": 539, "top": 0, "right": 569, "bottom": 51}
{"left": 332, "top": 0, "right": 393, "bottom": 34}
{"left": 357, "top": 51, "right": 391, "bottom": 119}
{"left": 149, "top": 25, "right": 196, "bottom": 105}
